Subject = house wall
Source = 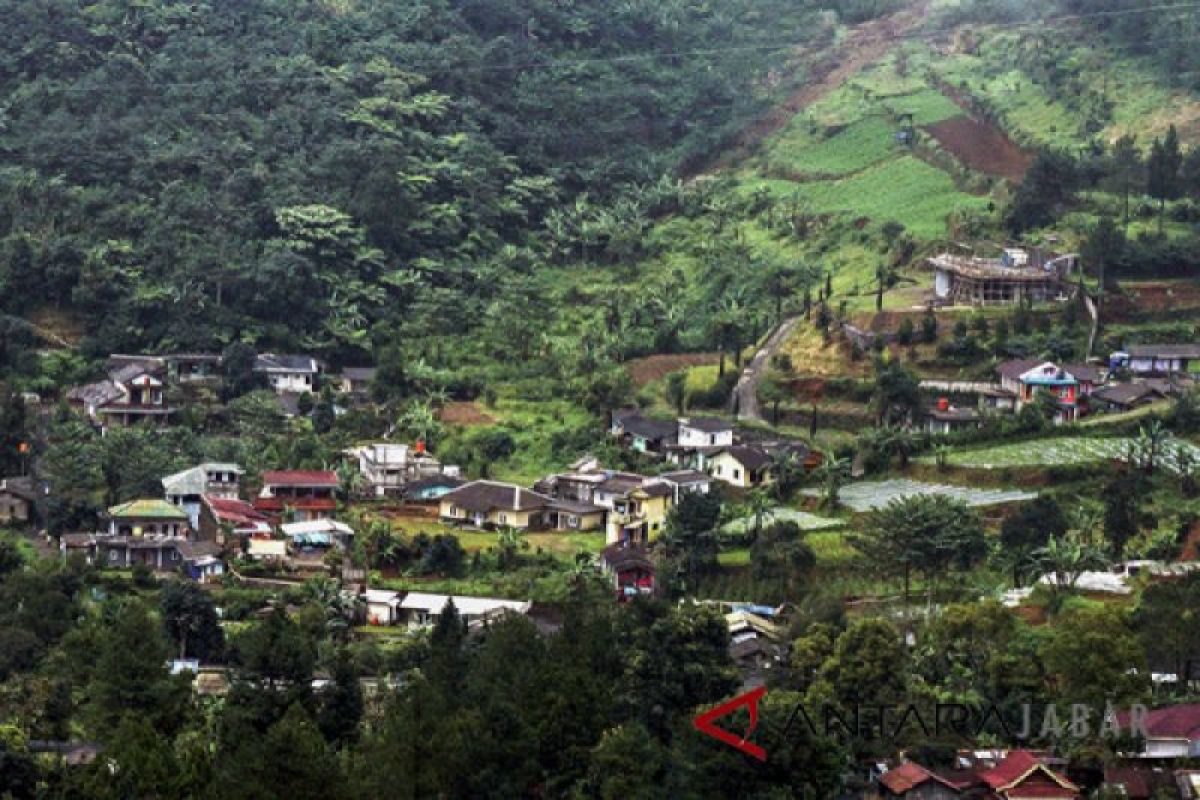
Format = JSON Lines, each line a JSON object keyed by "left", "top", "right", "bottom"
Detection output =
{"left": 438, "top": 502, "right": 541, "bottom": 530}
{"left": 548, "top": 510, "right": 605, "bottom": 532}
{"left": 708, "top": 453, "right": 767, "bottom": 488}
{"left": 108, "top": 519, "right": 186, "bottom": 537}
{"left": 0, "top": 494, "right": 30, "bottom": 524}
{"left": 678, "top": 426, "right": 733, "bottom": 449}
{"left": 267, "top": 372, "right": 314, "bottom": 394}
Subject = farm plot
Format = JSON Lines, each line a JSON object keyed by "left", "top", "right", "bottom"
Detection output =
{"left": 722, "top": 507, "right": 844, "bottom": 535}
{"left": 803, "top": 479, "right": 1036, "bottom": 512}
{"left": 932, "top": 436, "right": 1200, "bottom": 475}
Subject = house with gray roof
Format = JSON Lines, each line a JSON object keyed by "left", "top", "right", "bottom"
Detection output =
{"left": 162, "top": 463, "right": 243, "bottom": 528}
{"left": 253, "top": 353, "right": 321, "bottom": 394}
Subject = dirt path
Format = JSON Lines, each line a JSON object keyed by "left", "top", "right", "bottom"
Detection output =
{"left": 699, "top": 0, "right": 931, "bottom": 174}
{"left": 733, "top": 315, "right": 801, "bottom": 422}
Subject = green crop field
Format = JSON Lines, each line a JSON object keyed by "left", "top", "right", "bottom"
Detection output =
{"left": 764, "top": 116, "right": 900, "bottom": 178}
{"left": 926, "top": 436, "right": 1200, "bottom": 474}
{"left": 743, "top": 156, "right": 990, "bottom": 239}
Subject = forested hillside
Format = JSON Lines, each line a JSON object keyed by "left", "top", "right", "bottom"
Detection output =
{"left": 0, "top": 0, "right": 861, "bottom": 364}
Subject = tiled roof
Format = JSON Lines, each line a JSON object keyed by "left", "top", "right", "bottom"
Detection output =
{"left": 996, "top": 359, "right": 1043, "bottom": 381}
{"left": 1118, "top": 703, "right": 1200, "bottom": 739}
{"left": 880, "top": 762, "right": 944, "bottom": 794}
{"left": 254, "top": 353, "right": 319, "bottom": 373}
{"left": 619, "top": 414, "right": 678, "bottom": 440}
{"left": 260, "top": 470, "right": 339, "bottom": 487}
{"left": 0, "top": 476, "right": 40, "bottom": 502}
{"left": 659, "top": 470, "right": 710, "bottom": 484}
{"left": 403, "top": 475, "right": 466, "bottom": 495}
{"left": 680, "top": 416, "right": 732, "bottom": 433}
{"left": 1063, "top": 363, "right": 1105, "bottom": 384}
{"left": 66, "top": 380, "right": 124, "bottom": 407}
{"left": 1093, "top": 383, "right": 1164, "bottom": 406}
{"left": 713, "top": 445, "right": 773, "bottom": 471}
{"left": 203, "top": 495, "right": 268, "bottom": 524}
{"left": 439, "top": 481, "right": 552, "bottom": 514}
{"left": 978, "top": 750, "right": 1077, "bottom": 794}
{"left": 254, "top": 496, "right": 337, "bottom": 513}
{"left": 340, "top": 366, "right": 377, "bottom": 381}
{"left": 162, "top": 463, "right": 242, "bottom": 495}
{"left": 107, "top": 499, "right": 189, "bottom": 520}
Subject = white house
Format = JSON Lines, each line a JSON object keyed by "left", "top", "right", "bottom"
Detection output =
{"left": 677, "top": 417, "right": 734, "bottom": 449}
{"left": 344, "top": 442, "right": 459, "bottom": 497}
{"left": 363, "top": 589, "right": 402, "bottom": 626}
{"left": 253, "top": 354, "right": 321, "bottom": 394}
{"left": 1116, "top": 344, "right": 1200, "bottom": 377}
{"left": 398, "top": 592, "right": 531, "bottom": 630}
{"left": 162, "top": 463, "right": 243, "bottom": 529}
{"left": 280, "top": 519, "right": 354, "bottom": 550}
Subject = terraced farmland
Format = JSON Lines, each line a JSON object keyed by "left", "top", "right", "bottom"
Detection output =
{"left": 722, "top": 507, "right": 844, "bottom": 535}
{"left": 803, "top": 479, "right": 1036, "bottom": 512}
{"left": 928, "top": 436, "right": 1200, "bottom": 475}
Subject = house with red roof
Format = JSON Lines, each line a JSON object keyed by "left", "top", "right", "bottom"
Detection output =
{"left": 198, "top": 495, "right": 273, "bottom": 545}
{"left": 254, "top": 470, "right": 339, "bottom": 522}
{"left": 1117, "top": 702, "right": 1200, "bottom": 759}
{"left": 871, "top": 761, "right": 964, "bottom": 799}
{"left": 974, "top": 750, "right": 1079, "bottom": 799}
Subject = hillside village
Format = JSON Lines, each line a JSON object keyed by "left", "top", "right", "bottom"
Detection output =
{"left": 6, "top": 0, "right": 1200, "bottom": 797}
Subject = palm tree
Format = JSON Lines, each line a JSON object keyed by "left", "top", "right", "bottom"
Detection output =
{"left": 1032, "top": 533, "right": 1109, "bottom": 601}
{"left": 1135, "top": 420, "right": 1169, "bottom": 475}
{"left": 398, "top": 399, "right": 443, "bottom": 449}
{"left": 772, "top": 450, "right": 806, "bottom": 502}
{"left": 813, "top": 457, "right": 850, "bottom": 510}
{"left": 302, "top": 577, "right": 359, "bottom": 642}
{"left": 743, "top": 488, "right": 774, "bottom": 539}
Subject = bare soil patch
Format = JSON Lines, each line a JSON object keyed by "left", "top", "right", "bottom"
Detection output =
{"left": 624, "top": 352, "right": 720, "bottom": 386}
{"left": 439, "top": 401, "right": 496, "bottom": 426}
{"left": 925, "top": 115, "right": 1033, "bottom": 182}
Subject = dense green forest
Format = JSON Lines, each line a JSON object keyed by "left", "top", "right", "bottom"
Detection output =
{"left": 0, "top": 0, "right": 859, "bottom": 367}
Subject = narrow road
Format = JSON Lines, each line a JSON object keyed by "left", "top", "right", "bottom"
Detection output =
{"left": 733, "top": 315, "right": 801, "bottom": 422}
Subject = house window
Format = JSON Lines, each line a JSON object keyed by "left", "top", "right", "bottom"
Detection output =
{"left": 568, "top": 515, "right": 579, "bottom": 527}
{"left": 108, "top": 550, "right": 118, "bottom": 562}
{"left": 170, "top": 550, "right": 179, "bottom": 561}
{"left": 498, "top": 513, "right": 508, "bottom": 524}
{"left": 709, "top": 434, "right": 715, "bottom": 445}
{"left": 450, "top": 505, "right": 459, "bottom": 516}
{"left": 733, "top": 469, "right": 741, "bottom": 480}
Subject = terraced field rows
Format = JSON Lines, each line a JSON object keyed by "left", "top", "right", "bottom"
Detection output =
{"left": 930, "top": 436, "right": 1200, "bottom": 475}
{"left": 802, "top": 479, "right": 1036, "bottom": 512}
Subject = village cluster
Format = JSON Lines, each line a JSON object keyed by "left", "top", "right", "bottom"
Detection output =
{"left": 4, "top": 243, "right": 1200, "bottom": 798}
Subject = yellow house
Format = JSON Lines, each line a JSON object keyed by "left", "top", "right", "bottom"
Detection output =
{"left": 605, "top": 483, "right": 673, "bottom": 546}
{"left": 707, "top": 446, "right": 774, "bottom": 489}
{"left": 438, "top": 480, "right": 552, "bottom": 530}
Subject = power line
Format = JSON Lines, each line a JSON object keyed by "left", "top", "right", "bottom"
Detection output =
{"left": 10, "top": 0, "right": 1200, "bottom": 94}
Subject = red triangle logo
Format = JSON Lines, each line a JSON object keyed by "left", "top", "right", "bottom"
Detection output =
{"left": 692, "top": 686, "right": 768, "bottom": 761}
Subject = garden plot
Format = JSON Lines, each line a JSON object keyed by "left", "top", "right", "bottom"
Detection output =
{"left": 803, "top": 479, "right": 1035, "bottom": 512}
{"left": 722, "top": 507, "right": 843, "bottom": 535}
{"left": 934, "top": 436, "right": 1200, "bottom": 475}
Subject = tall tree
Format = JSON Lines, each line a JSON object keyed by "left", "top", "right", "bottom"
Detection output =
{"left": 1147, "top": 125, "right": 1184, "bottom": 233}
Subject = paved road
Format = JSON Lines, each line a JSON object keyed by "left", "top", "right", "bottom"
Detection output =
{"left": 733, "top": 315, "right": 801, "bottom": 422}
